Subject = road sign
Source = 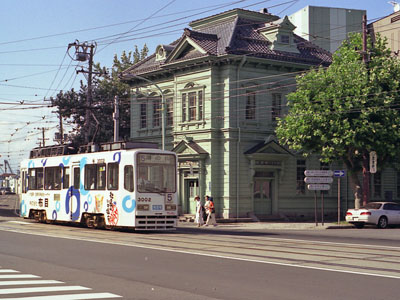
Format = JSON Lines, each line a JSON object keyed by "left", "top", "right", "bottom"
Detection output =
{"left": 307, "top": 184, "right": 331, "bottom": 191}
{"left": 304, "top": 177, "right": 333, "bottom": 184}
{"left": 370, "top": 151, "right": 377, "bottom": 174}
{"left": 333, "top": 170, "right": 346, "bottom": 177}
{"left": 304, "top": 170, "right": 333, "bottom": 177}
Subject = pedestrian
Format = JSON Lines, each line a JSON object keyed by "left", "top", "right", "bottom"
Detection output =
{"left": 204, "top": 195, "right": 217, "bottom": 226}
{"left": 194, "top": 195, "right": 204, "bottom": 227}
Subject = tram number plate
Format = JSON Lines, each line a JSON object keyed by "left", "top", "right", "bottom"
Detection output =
{"left": 152, "top": 205, "right": 163, "bottom": 211}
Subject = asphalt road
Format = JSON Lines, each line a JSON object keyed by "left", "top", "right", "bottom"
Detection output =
{"left": 1, "top": 195, "right": 400, "bottom": 299}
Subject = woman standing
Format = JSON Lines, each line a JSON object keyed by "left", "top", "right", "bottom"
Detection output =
{"left": 194, "top": 195, "right": 204, "bottom": 227}
{"left": 204, "top": 195, "right": 217, "bottom": 226}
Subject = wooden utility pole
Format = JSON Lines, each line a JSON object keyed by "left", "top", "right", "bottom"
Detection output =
{"left": 68, "top": 40, "right": 96, "bottom": 144}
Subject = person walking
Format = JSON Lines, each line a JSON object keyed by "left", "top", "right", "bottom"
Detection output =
{"left": 204, "top": 195, "right": 217, "bottom": 226}
{"left": 194, "top": 195, "right": 204, "bottom": 227}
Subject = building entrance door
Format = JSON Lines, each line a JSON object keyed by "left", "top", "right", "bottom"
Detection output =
{"left": 185, "top": 179, "right": 199, "bottom": 214}
{"left": 254, "top": 179, "right": 272, "bottom": 217}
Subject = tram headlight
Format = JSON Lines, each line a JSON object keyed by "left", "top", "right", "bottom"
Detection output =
{"left": 165, "top": 204, "right": 176, "bottom": 211}
{"left": 137, "top": 204, "right": 150, "bottom": 211}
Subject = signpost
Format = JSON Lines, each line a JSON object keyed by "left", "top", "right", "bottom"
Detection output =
{"left": 334, "top": 170, "right": 346, "bottom": 225}
{"left": 304, "top": 170, "right": 333, "bottom": 226}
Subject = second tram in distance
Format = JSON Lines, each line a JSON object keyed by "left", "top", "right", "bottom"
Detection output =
{"left": 19, "top": 142, "right": 178, "bottom": 230}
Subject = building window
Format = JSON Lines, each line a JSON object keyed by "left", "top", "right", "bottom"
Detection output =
{"left": 272, "top": 93, "right": 282, "bottom": 121}
{"left": 188, "top": 92, "right": 196, "bottom": 121}
{"left": 280, "top": 34, "right": 290, "bottom": 44}
{"left": 182, "top": 94, "right": 186, "bottom": 122}
{"left": 166, "top": 97, "right": 173, "bottom": 126}
{"left": 198, "top": 90, "right": 203, "bottom": 120}
{"left": 152, "top": 98, "right": 161, "bottom": 127}
{"left": 181, "top": 89, "right": 204, "bottom": 122}
{"left": 140, "top": 103, "right": 147, "bottom": 129}
{"left": 296, "top": 160, "right": 306, "bottom": 194}
{"left": 373, "top": 171, "right": 382, "bottom": 198}
{"left": 246, "top": 91, "right": 256, "bottom": 120}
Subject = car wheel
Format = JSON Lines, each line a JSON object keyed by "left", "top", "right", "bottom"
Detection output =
{"left": 354, "top": 223, "right": 364, "bottom": 229}
{"left": 377, "top": 216, "right": 388, "bottom": 229}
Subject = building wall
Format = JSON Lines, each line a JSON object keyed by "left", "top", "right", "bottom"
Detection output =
{"left": 289, "top": 6, "right": 365, "bottom": 53}
{"left": 369, "top": 11, "right": 400, "bottom": 55}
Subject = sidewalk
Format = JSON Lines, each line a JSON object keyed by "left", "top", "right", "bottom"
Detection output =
{"left": 178, "top": 220, "right": 354, "bottom": 230}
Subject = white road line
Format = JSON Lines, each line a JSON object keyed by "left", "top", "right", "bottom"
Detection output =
{"left": 0, "top": 285, "right": 90, "bottom": 295}
{"left": 0, "top": 280, "right": 63, "bottom": 286}
{"left": 2, "top": 226, "right": 400, "bottom": 280}
{"left": 0, "top": 275, "right": 39, "bottom": 279}
{"left": 0, "top": 270, "right": 19, "bottom": 273}
{"left": 0, "top": 292, "right": 123, "bottom": 300}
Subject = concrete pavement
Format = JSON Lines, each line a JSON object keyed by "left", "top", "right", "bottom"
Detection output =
{"left": 178, "top": 220, "right": 354, "bottom": 230}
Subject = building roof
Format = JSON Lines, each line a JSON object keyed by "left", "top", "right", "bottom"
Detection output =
{"left": 121, "top": 8, "right": 332, "bottom": 78}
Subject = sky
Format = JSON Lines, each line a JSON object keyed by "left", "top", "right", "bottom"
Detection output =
{"left": 0, "top": 0, "right": 396, "bottom": 173}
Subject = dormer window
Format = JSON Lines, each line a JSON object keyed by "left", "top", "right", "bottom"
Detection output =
{"left": 280, "top": 34, "right": 290, "bottom": 44}
{"left": 155, "top": 44, "right": 173, "bottom": 61}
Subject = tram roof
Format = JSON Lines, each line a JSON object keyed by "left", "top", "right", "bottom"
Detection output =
{"left": 29, "top": 141, "right": 159, "bottom": 159}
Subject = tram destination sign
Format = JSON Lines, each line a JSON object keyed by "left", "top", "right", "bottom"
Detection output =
{"left": 307, "top": 184, "right": 331, "bottom": 191}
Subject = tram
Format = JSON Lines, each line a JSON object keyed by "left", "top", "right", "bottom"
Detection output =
{"left": 19, "top": 142, "right": 178, "bottom": 230}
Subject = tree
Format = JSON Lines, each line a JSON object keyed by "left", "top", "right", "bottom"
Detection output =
{"left": 276, "top": 33, "right": 400, "bottom": 209}
{"left": 51, "top": 45, "right": 149, "bottom": 145}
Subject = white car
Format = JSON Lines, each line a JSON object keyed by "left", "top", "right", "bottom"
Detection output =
{"left": 345, "top": 202, "right": 400, "bottom": 229}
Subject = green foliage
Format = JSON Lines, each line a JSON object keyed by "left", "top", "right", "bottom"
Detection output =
{"left": 276, "top": 33, "right": 400, "bottom": 190}
{"left": 51, "top": 45, "right": 149, "bottom": 145}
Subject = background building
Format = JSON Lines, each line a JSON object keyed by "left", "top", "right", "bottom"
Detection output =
{"left": 289, "top": 6, "right": 366, "bottom": 53}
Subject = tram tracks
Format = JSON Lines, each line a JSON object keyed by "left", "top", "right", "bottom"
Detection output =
{"left": 1, "top": 220, "right": 400, "bottom": 279}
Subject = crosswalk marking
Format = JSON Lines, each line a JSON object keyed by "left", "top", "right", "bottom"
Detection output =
{"left": 0, "top": 280, "right": 62, "bottom": 286}
{"left": 0, "top": 285, "right": 90, "bottom": 295}
{"left": 0, "top": 292, "right": 123, "bottom": 300}
{"left": 0, "top": 269, "right": 19, "bottom": 273}
{"left": 0, "top": 275, "right": 39, "bottom": 279}
{"left": 0, "top": 268, "right": 122, "bottom": 299}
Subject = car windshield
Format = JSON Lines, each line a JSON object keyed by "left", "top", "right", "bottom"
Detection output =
{"left": 362, "top": 203, "right": 382, "bottom": 210}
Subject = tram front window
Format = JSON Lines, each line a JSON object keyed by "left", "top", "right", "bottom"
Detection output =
{"left": 137, "top": 153, "right": 176, "bottom": 193}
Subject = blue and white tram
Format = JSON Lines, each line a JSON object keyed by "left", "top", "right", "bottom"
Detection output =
{"left": 19, "top": 142, "right": 178, "bottom": 230}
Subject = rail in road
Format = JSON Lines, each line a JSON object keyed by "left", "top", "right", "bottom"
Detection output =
{"left": 0, "top": 220, "right": 400, "bottom": 281}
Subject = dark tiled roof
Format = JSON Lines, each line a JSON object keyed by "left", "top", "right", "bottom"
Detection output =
{"left": 121, "top": 9, "right": 332, "bottom": 78}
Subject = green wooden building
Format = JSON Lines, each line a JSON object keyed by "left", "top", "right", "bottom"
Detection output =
{"left": 121, "top": 8, "right": 339, "bottom": 220}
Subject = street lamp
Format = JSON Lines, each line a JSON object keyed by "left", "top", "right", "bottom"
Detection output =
{"left": 128, "top": 75, "right": 166, "bottom": 150}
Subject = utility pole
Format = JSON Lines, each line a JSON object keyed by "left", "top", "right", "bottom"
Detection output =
{"left": 361, "top": 14, "right": 370, "bottom": 207}
{"left": 67, "top": 40, "right": 96, "bottom": 144}
{"left": 113, "top": 95, "right": 120, "bottom": 142}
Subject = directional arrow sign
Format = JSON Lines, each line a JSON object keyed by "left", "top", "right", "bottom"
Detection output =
{"left": 304, "top": 177, "right": 333, "bottom": 184}
{"left": 304, "top": 170, "right": 333, "bottom": 177}
{"left": 307, "top": 184, "right": 331, "bottom": 191}
{"left": 333, "top": 170, "right": 346, "bottom": 177}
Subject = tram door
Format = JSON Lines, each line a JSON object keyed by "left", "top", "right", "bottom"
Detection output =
{"left": 185, "top": 179, "right": 199, "bottom": 214}
{"left": 70, "top": 166, "right": 80, "bottom": 220}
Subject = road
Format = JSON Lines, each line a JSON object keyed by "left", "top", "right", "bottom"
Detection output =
{"left": 1, "top": 195, "right": 400, "bottom": 299}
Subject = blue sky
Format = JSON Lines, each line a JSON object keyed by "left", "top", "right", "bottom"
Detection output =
{"left": 0, "top": 0, "right": 396, "bottom": 171}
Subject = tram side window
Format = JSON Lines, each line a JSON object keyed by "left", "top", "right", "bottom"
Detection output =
{"left": 124, "top": 165, "right": 134, "bottom": 192}
{"left": 73, "top": 168, "right": 80, "bottom": 190}
{"left": 63, "top": 167, "right": 70, "bottom": 189}
{"left": 107, "top": 163, "right": 119, "bottom": 190}
{"left": 45, "top": 167, "right": 62, "bottom": 190}
{"left": 28, "top": 168, "right": 44, "bottom": 190}
{"left": 84, "top": 164, "right": 106, "bottom": 190}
